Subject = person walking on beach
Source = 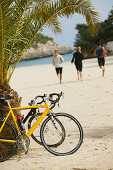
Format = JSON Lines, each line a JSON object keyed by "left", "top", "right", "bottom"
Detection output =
{"left": 52, "top": 50, "right": 64, "bottom": 84}
{"left": 71, "top": 46, "right": 84, "bottom": 81}
{"left": 94, "top": 42, "right": 106, "bottom": 77}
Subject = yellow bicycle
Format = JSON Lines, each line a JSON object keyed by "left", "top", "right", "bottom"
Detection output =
{"left": 0, "top": 92, "right": 83, "bottom": 162}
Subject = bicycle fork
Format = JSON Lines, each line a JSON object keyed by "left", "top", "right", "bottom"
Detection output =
{"left": 50, "top": 113, "right": 64, "bottom": 137}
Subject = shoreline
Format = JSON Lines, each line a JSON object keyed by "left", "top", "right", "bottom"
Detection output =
{"left": 17, "top": 54, "right": 113, "bottom": 69}
{"left": 22, "top": 40, "right": 73, "bottom": 61}
{"left": 17, "top": 53, "right": 113, "bottom": 67}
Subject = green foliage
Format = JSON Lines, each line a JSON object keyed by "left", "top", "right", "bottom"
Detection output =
{"left": 31, "top": 33, "right": 53, "bottom": 48}
{"left": 108, "top": 8, "right": 113, "bottom": 23}
{"left": 0, "top": 0, "right": 99, "bottom": 85}
{"left": 97, "top": 21, "right": 113, "bottom": 44}
{"left": 74, "top": 24, "right": 96, "bottom": 56}
{"left": 74, "top": 7, "right": 113, "bottom": 57}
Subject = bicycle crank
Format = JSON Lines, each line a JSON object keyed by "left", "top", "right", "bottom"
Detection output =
{"left": 16, "top": 134, "right": 30, "bottom": 154}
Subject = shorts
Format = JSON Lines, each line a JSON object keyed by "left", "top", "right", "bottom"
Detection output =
{"left": 55, "top": 67, "right": 62, "bottom": 75}
{"left": 75, "top": 64, "right": 82, "bottom": 72}
{"left": 98, "top": 58, "right": 105, "bottom": 66}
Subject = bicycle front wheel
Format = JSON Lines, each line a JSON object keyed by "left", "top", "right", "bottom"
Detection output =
{"left": 40, "top": 113, "right": 83, "bottom": 156}
{"left": 0, "top": 120, "right": 17, "bottom": 162}
{"left": 28, "top": 115, "right": 65, "bottom": 147}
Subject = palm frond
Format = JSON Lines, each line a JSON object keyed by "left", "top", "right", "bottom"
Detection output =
{"left": 0, "top": 3, "right": 4, "bottom": 84}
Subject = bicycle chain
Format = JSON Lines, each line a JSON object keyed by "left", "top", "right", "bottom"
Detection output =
{"left": 16, "top": 134, "right": 30, "bottom": 150}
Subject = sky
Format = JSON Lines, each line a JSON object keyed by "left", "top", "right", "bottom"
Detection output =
{"left": 42, "top": 0, "right": 113, "bottom": 48}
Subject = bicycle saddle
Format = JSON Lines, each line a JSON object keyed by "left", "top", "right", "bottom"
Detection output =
{"left": 0, "top": 95, "right": 14, "bottom": 101}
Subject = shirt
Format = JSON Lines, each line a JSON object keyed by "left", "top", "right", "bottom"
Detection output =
{"left": 52, "top": 54, "right": 64, "bottom": 68}
{"left": 71, "top": 52, "right": 84, "bottom": 65}
{"left": 96, "top": 46, "right": 104, "bottom": 58}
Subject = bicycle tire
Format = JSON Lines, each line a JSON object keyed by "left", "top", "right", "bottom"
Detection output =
{"left": 40, "top": 113, "right": 83, "bottom": 156}
{"left": 28, "top": 115, "right": 66, "bottom": 147}
{"left": 0, "top": 119, "right": 17, "bottom": 162}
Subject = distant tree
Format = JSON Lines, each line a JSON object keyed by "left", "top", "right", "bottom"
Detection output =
{"left": 97, "top": 21, "right": 113, "bottom": 44}
{"left": 108, "top": 7, "right": 113, "bottom": 23}
{"left": 74, "top": 24, "right": 96, "bottom": 57}
{"left": 74, "top": 8, "right": 113, "bottom": 57}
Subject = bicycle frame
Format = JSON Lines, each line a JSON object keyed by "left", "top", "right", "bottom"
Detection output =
{"left": 0, "top": 102, "right": 51, "bottom": 143}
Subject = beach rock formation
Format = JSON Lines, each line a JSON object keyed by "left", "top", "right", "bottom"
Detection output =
{"left": 105, "top": 41, "right": 113, "bottom": 55}
{"left": 22, "top": 40, "right": 73, "bottom": 60}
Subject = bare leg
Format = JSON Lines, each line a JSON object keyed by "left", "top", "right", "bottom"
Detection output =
{"left": 58, "top": 73, "right": 60, "bottom": 77}
{"left": 80, "top": 72, "right": 82, "bottom": 81}
{"left": 77, "top": 71, "right": 80, "bottom": 80}
{"left": 99, "top": 66, "right": 103, "bottom": 76}
{"left": 60, "top": 74, "right": 62, "bottom": 84}
{"left": 102, "top": 66, "right": 105, "bottom": 77}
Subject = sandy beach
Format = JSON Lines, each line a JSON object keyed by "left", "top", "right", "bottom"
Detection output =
{"left": 1, "top": 56, "right": 113, "bottom": 170}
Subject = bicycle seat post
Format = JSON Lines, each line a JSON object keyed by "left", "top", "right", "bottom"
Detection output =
{"left": 6, "top": 100, "right": 11, "bottom": 108}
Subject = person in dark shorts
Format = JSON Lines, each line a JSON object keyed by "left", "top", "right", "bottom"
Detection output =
{"left": 71, "top": 46, "right": 84, "bottom": 81}
{"left": 52, "top": 50, "right": 64, "bottom": 84}
{"left": 94, "top": 42, "right": 106, "bottom": 77}
{"left": 55, "top": 67, "right": 62, "bottom": 75}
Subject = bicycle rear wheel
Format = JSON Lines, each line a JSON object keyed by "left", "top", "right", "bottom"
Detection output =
{"left": 40, "top": 113, "right": 83, "bottom": 156}
{"left": 28, "top": 115, "right": 65, "bottom": 147}
{"left": 0, "top": 120, "right": 17, "bottom": 162}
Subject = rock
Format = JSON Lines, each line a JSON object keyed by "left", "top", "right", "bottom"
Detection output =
{"left": 22, "top": 40, "right": 73, "bottom": 61}
{"left": 105, "top": 41, "right": 113, "bottom": 55}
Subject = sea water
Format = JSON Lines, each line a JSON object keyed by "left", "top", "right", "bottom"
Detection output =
{"left": 16, "top": 52, "right": 73, "bottom": 67}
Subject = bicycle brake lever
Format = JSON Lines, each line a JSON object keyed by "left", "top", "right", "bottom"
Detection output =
{"left": 58, "top": 101, "right": 60, "bottom": 108}
{"left": 28, "top": 99, "right": 35, "bottom": 106}
{"left": 61, "top": 91, "right": 64, "bottom": 98}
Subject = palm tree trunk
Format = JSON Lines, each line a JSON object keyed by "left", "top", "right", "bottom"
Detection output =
{"left": 0, "top": 83, "right": 25, "bottom": 157}
{"left": 0, "top": 83, "right": 22, "bottom": 125}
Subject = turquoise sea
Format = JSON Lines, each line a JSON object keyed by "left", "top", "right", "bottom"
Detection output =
{"left": 17, "top": 52, "right": 73, "bottom": 67}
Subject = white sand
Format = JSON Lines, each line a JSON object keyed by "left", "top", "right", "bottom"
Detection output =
{"left": 1, "top": 56, "right": 113, "bottom": 170}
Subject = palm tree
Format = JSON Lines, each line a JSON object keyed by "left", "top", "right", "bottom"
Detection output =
{"left": 0, "top": 0, "right": 99, "bottom": 119}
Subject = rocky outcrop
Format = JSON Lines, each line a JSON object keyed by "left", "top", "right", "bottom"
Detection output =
{"left": 22, "top": 40, "right": 73, "bottom": 60}
{"left": 105, "top": 41, "right": 113, "bottom": 55}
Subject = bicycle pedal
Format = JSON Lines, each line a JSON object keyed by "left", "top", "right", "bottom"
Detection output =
{"left": 25, "top": 150, "right": 28, "bottom": 154}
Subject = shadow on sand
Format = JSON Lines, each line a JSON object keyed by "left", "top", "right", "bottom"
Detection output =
{"left": 84, "top": 126, "right": 113, "bottom": 139}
